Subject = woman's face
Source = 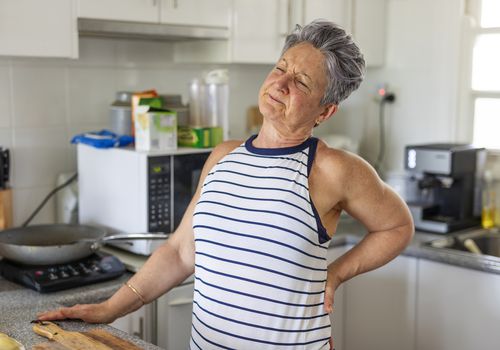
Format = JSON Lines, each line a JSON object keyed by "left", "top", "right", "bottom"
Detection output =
{"left": 258, "top": 42, "right": 334, "bottom": 133}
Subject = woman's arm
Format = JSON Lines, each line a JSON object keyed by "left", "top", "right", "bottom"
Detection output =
{"left": 37, "top": 140, "right": 242, "bottom": 323}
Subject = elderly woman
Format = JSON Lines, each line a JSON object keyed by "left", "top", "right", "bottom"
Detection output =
{"left": 39, "top": 20, "right": 413, "bottom": 349}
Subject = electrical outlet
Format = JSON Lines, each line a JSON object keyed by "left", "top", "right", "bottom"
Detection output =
{"left": 374, "top": 83, "right": 396, "bottom": 104}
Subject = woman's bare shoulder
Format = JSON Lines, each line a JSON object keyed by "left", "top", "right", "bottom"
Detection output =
{"left": 207, "top": 140, "right": 243, "bottom": 164}
{"left": 314, "top": 139, "right": 377, "bottom": 183}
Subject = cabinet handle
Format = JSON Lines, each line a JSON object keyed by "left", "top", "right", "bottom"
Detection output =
{"left": 173, "top": 0, "right": 179, "bottom": 9}
{"left": 152, "top": 0, "right": 158, "bottom": 6}
{"left": 168, "top": 298, "right": 193, "bottom": 306}
{"left": 133, "top": 317, "right": 144, "bottom": 340}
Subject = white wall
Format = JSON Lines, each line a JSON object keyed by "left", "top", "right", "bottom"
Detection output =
{"left": 0, "top": 37, "right": 270, "bottom": 226}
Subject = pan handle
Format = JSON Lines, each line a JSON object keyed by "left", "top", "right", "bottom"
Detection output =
{"left": 100, "top": 233, "right": 169, "bottom": 242}
{"left": 79, "top": 233, "right": 169, "bottom": 252}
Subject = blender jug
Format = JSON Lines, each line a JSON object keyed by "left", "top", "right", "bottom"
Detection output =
{"left": 188, "top": 69, "right": 229, "bottom": 141}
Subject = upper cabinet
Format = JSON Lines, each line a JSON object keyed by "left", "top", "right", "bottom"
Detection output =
{"left": 0, "top": 0, "right": 385, "bottom": 64}
{"left": 0, "top": 0, "right": 78, "bottom": 58}
{"left": 230, "top": 0, "right": 288, "bottom": 64}
{"left": 233, "top": 0, "right": 386, "bottom": 66}
{"left": 351, "top": 0, "right": 386, "bottom": 67}
{"left": 160, "top": 0, "right": 231, "bottom": 27}
{"left": 77, "top": 0, "right": 231, "bottom": 27}
{"left": 300, "top": 0, "right": 386, "bottom": 67}
{"left": 77, "top": 0, "right": 159, "bottom": 23}
{"left": 302, "top": 0, "right": 351, "bottom": 30}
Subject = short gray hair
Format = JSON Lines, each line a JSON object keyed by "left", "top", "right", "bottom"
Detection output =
{"left": 282, "top": 19, "right": 365, "bottom": 105}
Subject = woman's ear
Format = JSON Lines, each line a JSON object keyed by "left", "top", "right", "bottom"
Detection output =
{"left": 316, "top": 104, "right": 338, "bottom": 125}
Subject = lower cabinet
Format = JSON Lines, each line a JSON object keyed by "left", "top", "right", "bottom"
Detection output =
{"left": 327, "top": 246, "right": 349, "bottom": 349}
{"left": 156, "top": 281, "right": 195, "bottom": 350}
{"left": 110, "top": 303, "right": 156, "bottom": 343}
{"left": 341, "top": 254, "right": 418, "bottom": 350}
{"left": 416, "top": 260, "right": 500, "bottom": 350}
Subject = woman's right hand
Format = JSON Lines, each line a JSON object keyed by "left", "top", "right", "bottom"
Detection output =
{"left": 36, "top": 301, "right": 117, "bottom": 324}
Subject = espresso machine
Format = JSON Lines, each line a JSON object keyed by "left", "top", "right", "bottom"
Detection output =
{"left": 404, "top": 143, "right": 486, "bottom": 233}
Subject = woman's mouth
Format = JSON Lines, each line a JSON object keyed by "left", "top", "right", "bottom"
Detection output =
{"left": 267, "top": 93, "right": 284, "bottom": 105}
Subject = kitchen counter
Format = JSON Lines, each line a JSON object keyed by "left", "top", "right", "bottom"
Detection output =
{"left": 0, "top": 273, "right": 162, "bottom": 350}
{"left": 1, "top": 219, "right": 499, "bottom": 348}
{"left": 331, "top": 217, "right": 500, "bottom": 275}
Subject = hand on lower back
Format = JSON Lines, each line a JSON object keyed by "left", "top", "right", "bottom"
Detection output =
{"left": 36, "top": 302, "right": 116, "bottom": 324}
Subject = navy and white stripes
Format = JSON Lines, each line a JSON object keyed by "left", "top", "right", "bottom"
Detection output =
{"left": 190, "top": 135, "right": 332, "bottom": 349}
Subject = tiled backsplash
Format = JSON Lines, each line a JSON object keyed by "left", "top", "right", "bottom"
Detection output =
{"left": 0, "top": 38, "right": 271, "bottom": 226}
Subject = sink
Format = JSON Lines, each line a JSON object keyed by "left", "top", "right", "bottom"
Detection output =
{"left": 424, "top": 229, "right": 500, "bottom": 258}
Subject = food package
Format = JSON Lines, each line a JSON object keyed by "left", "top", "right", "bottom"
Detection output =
{"left": 178, "top": 126, "right": 223, "bottom": 148}
{"left": 131, "top": 90, "right": 158, "bottom": 137}
{"left": 135, "top": 107, "right": 177, "bottom": 151}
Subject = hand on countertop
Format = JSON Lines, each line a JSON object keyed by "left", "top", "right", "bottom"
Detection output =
{"left": 36, "top": 301, "right": 115, "bottom": 324}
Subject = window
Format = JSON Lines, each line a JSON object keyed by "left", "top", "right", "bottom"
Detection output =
{"left": 471, "top": 0, "right": 500, "bottom": 149}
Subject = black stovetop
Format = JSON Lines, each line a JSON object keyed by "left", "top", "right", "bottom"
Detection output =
{"left": 0, "top": 252, "right": 125, "bottom": 293}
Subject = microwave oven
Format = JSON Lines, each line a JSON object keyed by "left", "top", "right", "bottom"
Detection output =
{"left": 77, "top": 144, "right": 210, "bottom": 255}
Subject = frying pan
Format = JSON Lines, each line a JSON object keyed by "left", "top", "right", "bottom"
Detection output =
{"left": 0, "top": 224, "right": 168, "bottom": 265}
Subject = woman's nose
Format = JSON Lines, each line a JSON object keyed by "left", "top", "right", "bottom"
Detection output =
{"left": 275, "top": 74, "right": 290, "bottom": 94}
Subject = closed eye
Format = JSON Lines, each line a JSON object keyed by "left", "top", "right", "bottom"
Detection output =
{"left": 296, "top": 79, "right": 309, "bottom": 90}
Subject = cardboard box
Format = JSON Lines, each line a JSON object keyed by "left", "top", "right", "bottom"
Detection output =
{"left": 135, "top": 107, "right": 177, "bottom": 151}
{"left": 178, "top": 126, "right": 223, "bottom": 148}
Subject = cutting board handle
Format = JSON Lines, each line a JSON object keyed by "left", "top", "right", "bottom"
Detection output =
{"left": 32, "top": 321, "right": 61, "bottom": 340}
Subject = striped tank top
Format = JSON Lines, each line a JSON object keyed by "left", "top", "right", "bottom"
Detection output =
{"left": 190, "top": 135, "right": 332, "bottom": 350}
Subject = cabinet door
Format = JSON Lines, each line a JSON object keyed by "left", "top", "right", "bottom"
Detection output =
{"left": 417, "top": 260, "right": 500, "bottom": 350}
{"left": 344, "top": 255, "right": 418, "bottom": 350}
{"left": 0, "top": 0, "right": 77, "bottom": 58}
{"left": 326, "top": 245, "right": 350, "bottom": 350}
{"left": 231, "top": 0, "right": 288, "bottom": 64}
{"left": 77, "top": 0, "right": 159, "bottom": 23}
{"left": 110, "top": 303, "right": 155, "bottom": 342}
{"left": 157, "top": 282, "right": 195, "bottom": 350}
{"left": 303, "top": 0, "right": 351, "bottom": 30}
{"left": 160, "top": 0, "right": 231, "bottom": 27}
{"left": 351, "top": 0, "right": 386, "bottom": 67}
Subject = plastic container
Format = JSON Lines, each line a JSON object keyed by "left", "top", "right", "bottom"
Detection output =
{"left": 188, "top": 69, "right": 229, "bottom": 140}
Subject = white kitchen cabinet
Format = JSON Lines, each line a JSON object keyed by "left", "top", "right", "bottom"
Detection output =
{"left": 326, "top": 245, "right": 350, "bottom": 350}
{"left": 293, "top": 0, "right": 386, "bottom": 67}
{"left": 156, "top": 281, "right": 195, "bottom": 350}
{"left": 0, "top": 0, "right": 78, "bottom": 58}
{"left": 302, "top": 0, "right": 351, "bottom": 31}
{"left": 343, "top": 254, "right": 418, "bottom": 350}
{"left": 77, "top": 0, "right": 159, "bottom": 23}
{"left": 230, "top": 0, "right": 291, "bottom": 64}
{"left": 351, "top": 0, "right": 386, "bottom": 67}
{"left": 416, "top": 260, "right": 500, "bottom": 350}
{"left": 78, "top": 0, "right": 231, "bottom": 27}
{"left": 160, "top": 0, "right": 231, "bottom": 27}
{"left": 110, "top": 302, "right": 156, "bottom": 343}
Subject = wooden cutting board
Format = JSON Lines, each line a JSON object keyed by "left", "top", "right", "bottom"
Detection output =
{"left": 32, "top": 321, "right": 143, "bottom": 350}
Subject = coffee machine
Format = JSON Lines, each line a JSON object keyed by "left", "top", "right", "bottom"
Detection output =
{"left": 404, "top": 143, "right": 486, "bottom": 233}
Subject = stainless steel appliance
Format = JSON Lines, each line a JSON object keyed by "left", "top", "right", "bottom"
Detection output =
{"left": 77, "top": 144, "right": 210, "bottom": 254}
{"left": 404, "top": 143, "right": 486, "bottom": 233}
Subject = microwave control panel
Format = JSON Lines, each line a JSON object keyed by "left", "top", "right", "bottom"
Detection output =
{"left": 147, "top": 156, "right": 172, "bottom": 233}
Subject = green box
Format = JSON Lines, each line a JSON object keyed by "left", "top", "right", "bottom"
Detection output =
{"left": 178, "top": 126, "right": 223, "bottom": 148}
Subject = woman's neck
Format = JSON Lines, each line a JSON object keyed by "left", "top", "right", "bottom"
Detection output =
{"left": 253, "top": 124, "right": 312, "bottom": 148}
